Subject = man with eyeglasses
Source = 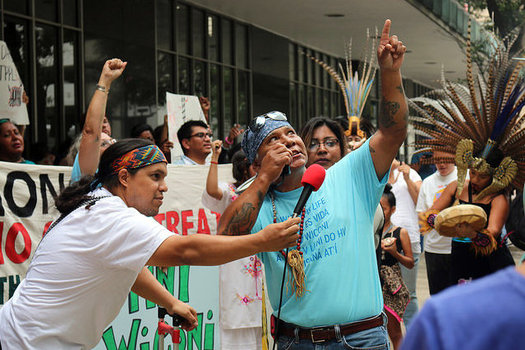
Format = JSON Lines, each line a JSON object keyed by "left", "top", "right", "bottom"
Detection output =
{"left": 218, "top": 20, "right": 407, "bottom": 349}
{"left": 173, "top": 120, "right": 213, "bottom": 165}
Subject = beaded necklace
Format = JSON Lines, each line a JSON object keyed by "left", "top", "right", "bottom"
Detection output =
{"left": 270, "top": 191, "right": 306, "bottom": 298}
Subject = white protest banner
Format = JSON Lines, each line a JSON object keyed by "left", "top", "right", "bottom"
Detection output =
{"left": 0, "top": 41, "right": 29, "bottom": 125}
{"left": 0, "top": 162, "right": 69, "bottom": 303}
{"left": 166, "top": 93, "right": 207, "bottom": 163}
{"left": 0, "top": 161, "right": 234, "bottom": 349}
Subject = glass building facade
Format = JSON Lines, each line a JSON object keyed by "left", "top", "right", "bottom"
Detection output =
{"left": 0, "top": 0, "right": 429, "bottom": 161}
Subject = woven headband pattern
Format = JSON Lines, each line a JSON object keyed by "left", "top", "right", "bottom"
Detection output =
{"left": 111, "top": 145, "right": 167, "bottom": 174}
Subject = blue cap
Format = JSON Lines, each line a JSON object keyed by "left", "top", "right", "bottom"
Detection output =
{"left": 241, "top": 113, "right": 291, "bottom": 163}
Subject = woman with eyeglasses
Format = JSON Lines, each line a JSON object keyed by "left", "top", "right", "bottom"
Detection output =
{"left": 299, "top": 117, "right": 348, "bottom": 170}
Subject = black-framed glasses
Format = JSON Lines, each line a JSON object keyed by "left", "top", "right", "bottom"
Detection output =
{"left": 308, "top": 138, "right": 339, "bottom": 151}
{"left": 190, "top": 132, "right": 213, "bottom": 139}
{"left": 248, "top": 111, "right": 287, "bottom": 133}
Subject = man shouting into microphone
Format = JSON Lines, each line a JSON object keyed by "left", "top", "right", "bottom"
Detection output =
{"left": 218, "top": 19, "right": 408, "bottom": 349}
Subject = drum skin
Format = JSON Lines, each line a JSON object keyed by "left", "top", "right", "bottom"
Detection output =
{"left": 435, "top": 204, "right": 487, "bottom": 237}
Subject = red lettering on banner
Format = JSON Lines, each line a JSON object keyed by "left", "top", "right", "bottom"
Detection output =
{"left": 197, "top": 209, "right": 210, "bottom": 234}
{"left": 211, "top": 211, "right": 221, "bottom": 227}
{"left": 42, "top": 221, "right": 52, "bottom": 237}
{"left": 154, "top": 213, "right": 165, "bottom": 225}
{"left": 0, "top": 221, "right": 4, "bottom": 264}
{"left": 166, "top": 211, "right": 179, "bottom": 234}
{"left": 5, "top": 223, "right": 31, "bottom": 264}
{"left": 181, "top": 210, "right": 194, "bottom": 235}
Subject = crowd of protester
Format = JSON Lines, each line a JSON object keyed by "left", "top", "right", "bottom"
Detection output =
{"left": 1, "top": 20, "right": 524, "bottom": 349}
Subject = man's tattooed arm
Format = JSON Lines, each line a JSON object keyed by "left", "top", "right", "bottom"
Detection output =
{"left": 219, "top": 190, "right": 265, "bottom": 236}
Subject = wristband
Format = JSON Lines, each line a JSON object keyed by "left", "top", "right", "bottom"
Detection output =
{"left": 96, "top": 84, "right": 109, "bottom": 94}
{"left": 427, "top": 213, "right": 437, "bottom": 228}
{"left": 210, "top": 161, "right": 218, "bottom": 165}
{"left": 472, "top": 232, "right": 490, "bottom": 247}
{"left": 224, "top": 136, "right": 233, "bottom": 145}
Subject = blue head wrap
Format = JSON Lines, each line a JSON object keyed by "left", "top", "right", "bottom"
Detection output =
{"left": 241, "top": 112, "right": 291, "bottom": 164}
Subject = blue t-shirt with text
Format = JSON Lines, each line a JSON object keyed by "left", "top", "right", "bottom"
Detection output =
{"left": 252, "top": 139, "right": 388, "bottom": 327}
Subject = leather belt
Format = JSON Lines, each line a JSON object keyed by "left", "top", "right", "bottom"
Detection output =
{"left": 271, "top": 314, "right": 383, "bottom": 343}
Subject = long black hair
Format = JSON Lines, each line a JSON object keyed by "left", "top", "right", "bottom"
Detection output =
{"left": 299, "top": 116, "right": 348, "bottom": 158}
{"left": 55, "top": 138, "right": 153, "bottom": 215}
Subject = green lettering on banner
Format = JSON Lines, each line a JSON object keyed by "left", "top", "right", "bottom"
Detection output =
{"left": 145, "top": 266, "right": 156, "bottom": 309}
{"left": 156, "top": 266, "right": 175, "bottom": 295}
{"left": 204, "top": 310, "right": 214, "bottom": 350}
{"left": 0, "top": 276, "right": 6, "bottom": 302}
{"left": 128, "top": 291, "right": 139, "bottom": 314}
{"left": 187, "top": 313, "right": 203, "bottom": 350}
{"left": 8, "top": 274, "right": 20, "bottom": 297}
{"left": 102, "top": 319, "right": 141, "bottom": 350}
{"left": 179, "top": 265, "right": 189, "bottom": 302}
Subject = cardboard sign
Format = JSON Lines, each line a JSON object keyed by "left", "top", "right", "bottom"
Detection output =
{"left": 166, "top": 93, "right": 207, "bottom": 163}
{"left": 0, "top": 41, "right": 29, "bottom": 125}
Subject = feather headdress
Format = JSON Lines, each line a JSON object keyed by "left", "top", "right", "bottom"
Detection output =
{"left": 410, "top": 25, "right": 525, "bottom": 200}
{"left": 305, "top": 29, "right": 377, "bottom": 138}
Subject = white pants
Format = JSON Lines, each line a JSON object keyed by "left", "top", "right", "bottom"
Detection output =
{"left": 220, "top": 327, "right": 263, "bottom": 350}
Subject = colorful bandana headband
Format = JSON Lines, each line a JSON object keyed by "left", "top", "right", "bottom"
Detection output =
{"left": 111, "top": 145, "right": 167, "bottom": 174}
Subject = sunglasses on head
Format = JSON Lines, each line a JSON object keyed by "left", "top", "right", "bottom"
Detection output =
{"left": 248, "top": 111, "right": 287, "bottom": 133}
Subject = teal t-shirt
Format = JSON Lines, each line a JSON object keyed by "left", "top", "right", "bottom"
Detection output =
{"left": 252, "top": 139, "right": 388, "bottom": 327}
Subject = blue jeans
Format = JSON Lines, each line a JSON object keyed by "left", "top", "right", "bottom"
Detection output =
{"left": 275, "top": 314, "right": 389, "bottom": 349}
{"left": 400, "top": 251, "right": 419, "bottom": 329}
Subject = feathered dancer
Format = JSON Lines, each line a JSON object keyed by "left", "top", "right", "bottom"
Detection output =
{"left": 411, "top": 22, "right": 525, "bottom": 257}
{"left": 305, "top": 29, "right": 378, "bottom": 141}
{"left": 409, "top": 25, "right": 525, "bottom": 200}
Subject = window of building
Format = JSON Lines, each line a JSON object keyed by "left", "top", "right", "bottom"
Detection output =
{"left": 156, "top": 0, "right": 251, "bottom": 139}
{"left": 1, "top": 0, "right": 82, "bottom": 158}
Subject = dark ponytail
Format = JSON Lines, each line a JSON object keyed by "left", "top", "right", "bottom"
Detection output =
{"left": 54, "top": 138, "right": 154, "bottom": 215}
{"left": 55, "top": 175, "right": 95, "bottom": 214}
{"left": 383, "top": 183, "right": 396, "bottom": 207}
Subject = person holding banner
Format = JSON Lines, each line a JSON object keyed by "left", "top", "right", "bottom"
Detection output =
{"left": 0, "top": 138, "right": 301, "bottom": 350}
{"left": 0, "top": 118, "right": 34, "bottom": 164}
{"left": 218, "top": 19, "right": 407, "bottom": 349}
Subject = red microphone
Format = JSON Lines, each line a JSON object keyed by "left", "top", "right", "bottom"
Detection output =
{"left": 292, "top": 164, "right": 326, "bottom": 217}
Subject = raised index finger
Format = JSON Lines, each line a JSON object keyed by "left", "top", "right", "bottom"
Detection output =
{"left": 380, "top": 19, "right": 391, "bottom": 45}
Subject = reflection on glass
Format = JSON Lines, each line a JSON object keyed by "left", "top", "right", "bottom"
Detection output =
{"left": 223, "top": 68, "right": 233, "bottom": 137}
{"left": 36, "top": 24, "right": 59, "bottom": 149}
{"left": 63, "top": 0, "right": 79, "bottom": 27}
{"left": 207, "top": 15, "right": 219, "bottom": 62}
{"left": 35, "top": 0, "right": 58, "bottom": 22}
{"left": 176, "top": 4, "right": 189, "bottom": 54}
{"left": 289, "top": 44, "right": 296, "bottom": 81}
{"left": 178, "top": 57, "right": 190, "bottom": 94}
{"left": 290, "top": 83, "right": 296, "bottom": 126}
{"left": 235, "top": 24, "right": 247, "bottom": 69}
{"left": 297, "top": 48, "right": 304, "bottom": 83}
{"left": 238, "top": 71, "right": 249, "bottom": 124}
{"left": 221, "top": 19, "right": 232, "bottom": 65}
{"left": 323, "top": 90, "right": 330, "bottom": 116}
{"left": 158, "top": 52, "right": 174, "bottom": 105}
{"left": 194, "top": 60, "right": 206, "bottom": 96}
{"left": 192, "top": 9, "right": 204, "bottom": 58}
{"left": 298, "top": 84, "right": 305, "bottom": 124}
{"left": 156, "top": 0, "right": 172, "bottom": 50}
{"left": 4, "top": 0, "right": 29, "bottom": 14}
{"left": 4, "top": 18, "right": 29, "bottom": 83}
{"left": 307, "top": 86, "right": 314, "bottom": 119}
{"left": 63, "top": 30, "right": 79, "bottom": 139}
{"left": 210, "top": 64, "right": 220, "bottom": 135}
